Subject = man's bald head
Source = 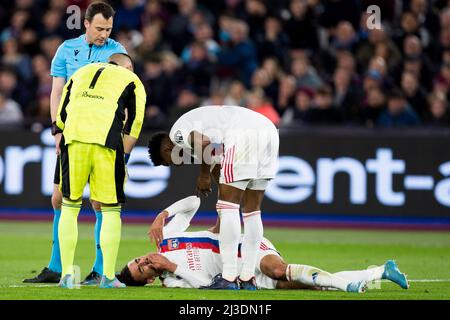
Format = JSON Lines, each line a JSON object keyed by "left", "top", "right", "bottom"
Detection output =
{"left": 108, "top": 53, "right": 133, "bottom": 71}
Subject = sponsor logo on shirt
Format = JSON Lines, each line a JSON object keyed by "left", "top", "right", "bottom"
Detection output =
{"left": 81, "top": 91, "right": 104, "bottom": 100}
{"left": 74, "top": 49, "right": 80, "bottom": 56}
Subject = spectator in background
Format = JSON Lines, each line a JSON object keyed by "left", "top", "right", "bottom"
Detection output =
{"left": 166, "top": 0, "right": 198, "bottom": 55}
{"left": 277, "top": 75, "right": 297, "bottom": 116}
{"left": 181, "top": 41, "right": 214, "bottom": 97}
{"left": 401, "top": 35, "right": 434, "bottom": 90}
{"left": 0, "top": 67, "right": 31, "bottom": 110}
{"left": 330, "top": 21, "right": 358, "bottom": 54}
{"left": 136, "top": 24, "right": 168, "bottom": 60}
{"left": 425, "top": 91, "right": 450, "bottom": 127}
{"left": 140, "top": 0, "right": 171, "bottom": 29}
{"left": 283, "top": 0, "right": 319, "bottom": 50}
{"left": 167, "top": 86, "right": 200, "bottom": 125}
{"left": 251, "top": 68, "right": 278, "bottom": 107}
{"left": 238, "top": 0, "right": 268, "bottom": 38}
{"left": 335, "top": 50, "right": 360, "bottom": 84}
{"left": 40, "top": 35, "right": 62, "bottom": 61}
{"left": 225, "top": 80, "right": 248, "bottom": 106}
{"left": 217, "top": 13, "right": 235, "bottom": 45}
{"left": 290, "top": 56, "right": 323, "bottom": 90}
{"left": 218, "top": 20, "right": 258, "bottom": 87}
{"left": 0, "top": 10, "right": 29, "bottom": 42}
{"left": 356, "top": 27, "right": 401, "bottom": 74}
{"left": 361, "top": 87, "right": 386, "bottom": 128}
{"left": 38, "top": 9, "right": 67, "bottom": 39}
{"left": 433, "top": 60, "right": 450, "bottom": 99}
{"left": 308, "top": 85, "right": 342, "bottom": 125}
{"left": 393, "top": 10, "right": 430, "bottom": 51}
{"left": 181, "top": 22, "right": 220, "bottom": 63}
{"left": 114, "top": 0, "right": 145, "bottom": 32}
{"left": 201, "top": 87, "right": 235, "bottom": 106}
{"left": 410, "top": 0, "right": 440, "bottom": 38}
{"left": 333, "top": 67, "right": 362, "bottom": 123}
{"left": 254, "top": 15, "right": 290, "bottom": 64}
{"left": 401, "top": 71, "right": 428, "bottom": 118}
{"left": 318, "top": 0, "right": 361, "bottom": 31}
{"left": 26, "top": 93, "right": 51, "bottom": 129}
{"left": 281, "top": 87, "right": 314, "bottom": 126}
{"left": 261, "top": 57, "right": 283, "bottom": 81}
{"left": 1, "top": 37, "right": 33, "bottom": 83}
{"left": 142, "top": 55, "right": 174, "bottom": 116}
{"left": 377, "top": 89, "right": 421, "bottom": 128}
{"left": 245, "top": 88, "right": 280, "bottom": 126}
{"left": 0, "top": 89, "right": 23, "bottom": 127}
{"left": 367, "top": 56, "right": 392, "bottom": 88}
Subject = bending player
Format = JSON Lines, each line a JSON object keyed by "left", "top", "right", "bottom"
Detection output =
{"left": 148, "top": 105, "right": 280, "bottom": 290}
{"left": 117, "top": 196, "right": 409, "bottom": 292}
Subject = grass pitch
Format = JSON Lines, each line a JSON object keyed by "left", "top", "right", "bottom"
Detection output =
{"left": 0, "top": 221, "right": 449, "bottom": 300}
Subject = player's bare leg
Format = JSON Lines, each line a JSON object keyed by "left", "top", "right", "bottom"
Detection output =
{"left": 239, "top": 188, "right": 265, "bottom": 289}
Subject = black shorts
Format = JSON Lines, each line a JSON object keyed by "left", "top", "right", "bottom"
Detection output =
{"left": 53, "top": 155, "right": 60, "bottom": 185}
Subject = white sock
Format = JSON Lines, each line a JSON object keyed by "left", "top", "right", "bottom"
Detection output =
{"left": 240, "top": 211, "right": 263, "bottom": 281}
{"left": 286, "top": 264, "right": 351, "bottom": 292}
{"left": 334, "top": 265, "right": 385, "bottom": 282}
{"left": 217, "top": 200, "right": 241, "bottom": 281}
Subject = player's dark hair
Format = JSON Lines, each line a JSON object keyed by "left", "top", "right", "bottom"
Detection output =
{"left": 148, "top": 131, "right": 169, "bottom": 166}
{"left": 117, "top": 265, "right": 147, "bottom": 286}
{"left": 108, "top": 53, "right": 134, "bottom": 69}
{"left": 85, "top": 1, "right": 115, "bottom": 22}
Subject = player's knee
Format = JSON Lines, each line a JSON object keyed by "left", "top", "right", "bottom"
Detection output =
{"left": 90, "top": 200, "right": 101, "bottom": 212}
{"left": 51, "top": 188, "right": 62, "bottom": 209}
{"left": 261, "top": 258, "right": 287, "bottom": 280}
{"left": 271, "top": 263, "right": 288, "bottom": 280}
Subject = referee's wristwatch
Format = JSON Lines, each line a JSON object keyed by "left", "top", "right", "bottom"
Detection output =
{"left": 51, "top": 121, "right": 63, "bottom": 136}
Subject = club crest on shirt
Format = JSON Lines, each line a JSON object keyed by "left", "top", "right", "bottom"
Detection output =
{"left": 168, "top": 239, "right": 179, "bottom": 250}
{"left": 174, "top": 130, "right": 183, "bottom": 144}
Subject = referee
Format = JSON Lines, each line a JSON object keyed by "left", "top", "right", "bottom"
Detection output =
{"left": 54, "top": 53, "right": 145, "bottom": 288}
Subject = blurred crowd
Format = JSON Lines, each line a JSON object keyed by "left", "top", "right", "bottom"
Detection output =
{"left": 1, "top": 0, "right": 450, "bottom": 131}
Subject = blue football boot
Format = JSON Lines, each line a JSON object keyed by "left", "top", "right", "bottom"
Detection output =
{"left": 382, "top": 260, "right": 409, "bottom": 289}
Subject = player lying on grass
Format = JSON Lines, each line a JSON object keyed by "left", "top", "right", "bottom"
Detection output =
{"left": 116, "top": 196, "right": 409, "bottom": 292}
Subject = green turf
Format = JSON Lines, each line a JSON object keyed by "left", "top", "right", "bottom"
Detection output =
{"left": 0, "top": 221, "right": 449, "bottom": 300}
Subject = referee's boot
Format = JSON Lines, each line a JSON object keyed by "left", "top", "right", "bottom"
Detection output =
{"left": 23, "top": 267, "right": 61, "bottom": 283}
{"left": 99, "top": 276, "right": 126, "bottom": 288}
{"left": 239, "top": 276, "right": 258, "bottom": 290}
{"left": 199, "top": 273, "right": 240, "bottom": 290}
{"left": 81, "top": 270, "right": 102, "bottom": 285}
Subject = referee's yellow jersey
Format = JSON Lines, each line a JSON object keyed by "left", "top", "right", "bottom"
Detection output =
{"left": 55, "top": 62, "right": 146, "bottom": 204}
{"left": 56, "top": 62, "right": 145, "bottom": 150}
